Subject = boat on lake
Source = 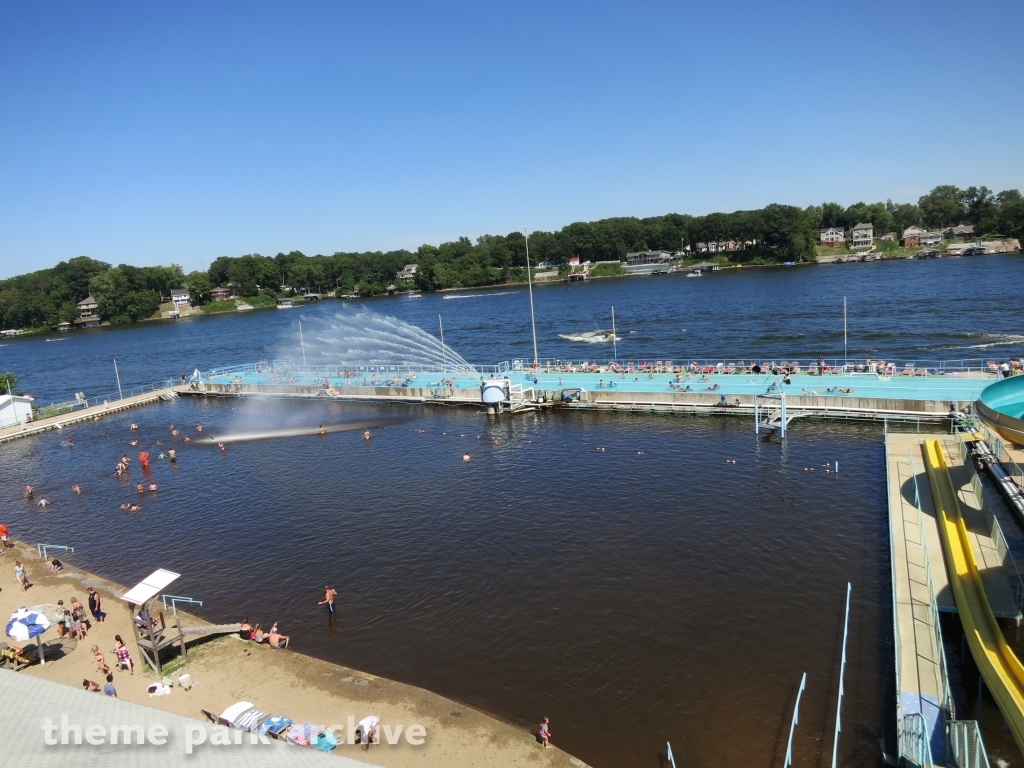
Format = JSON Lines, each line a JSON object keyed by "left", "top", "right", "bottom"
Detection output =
{"left": 277, "top": 298, "right": 294, "bottom": 309}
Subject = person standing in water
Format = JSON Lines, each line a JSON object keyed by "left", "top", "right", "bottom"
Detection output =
{"left": 319, "top": 585, "right": 337, "bottom": 614}
{"left": 318, "top": 425, "right": 326, "bottom": 436}
{"left": 363, "top": 430, "right": 371, "bottom": 441}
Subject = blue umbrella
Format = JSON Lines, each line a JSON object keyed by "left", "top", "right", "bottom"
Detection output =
{"left": 6, "top": 606, "right": 52, "bottom": 665}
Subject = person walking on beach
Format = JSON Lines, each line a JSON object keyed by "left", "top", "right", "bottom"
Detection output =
{"left": 91, "top": 645, "right": 110, "bottom": 675}
{"left": 114, "top": 635, "right": 134, "bottom": 674}
{"left": 103, "top": 674, "right": 117, "bottom": 697}
{"left": 538, "top": 717, "right": 552, "bottom": 748}
{"left": 14, "top": 561, "right": 29, "bottom": 591}
{"left": 319, "top": 585, "right": 337, "bottom": 614}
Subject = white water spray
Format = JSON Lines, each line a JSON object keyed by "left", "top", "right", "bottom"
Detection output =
{"left": 299, "top": 310, "right": 477, "bottom": 374}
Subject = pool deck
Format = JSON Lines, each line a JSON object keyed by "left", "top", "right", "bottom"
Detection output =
{"left": 183, "top": 367, "right": 995, "bottom": 425}
{"left": 886, "top": 432, "right": 1023, "bottom": 765}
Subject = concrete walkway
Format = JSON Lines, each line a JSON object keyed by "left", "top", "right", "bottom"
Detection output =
{"left": 0, "top": 388, "right": 177, "bottom": 444}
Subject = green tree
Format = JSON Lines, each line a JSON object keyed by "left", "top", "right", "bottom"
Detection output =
{"left": 89, "top": 268, "right": 130, "bottom": 321}
{"left": 185, "top": 271, "right": 212, "bottom": 305}
{"left": 919, "top": 185, "right": 966, "bottom": 229}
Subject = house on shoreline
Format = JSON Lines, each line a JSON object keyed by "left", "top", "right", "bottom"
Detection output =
{"left": 74, "top": 295, "right": 100, "bottom": 328}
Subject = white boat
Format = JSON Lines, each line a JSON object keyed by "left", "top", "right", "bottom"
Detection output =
{"left": 686, "top": 270, "right": 701, "bottom": 278}
{"left": 409, "top": 292, "right": 422, "bottom": 299}
{"left": 277, "top": 299, "right": 294, "bottom": 309}
{"left": 236, "top": 303, "right": 254, "bottom": 311}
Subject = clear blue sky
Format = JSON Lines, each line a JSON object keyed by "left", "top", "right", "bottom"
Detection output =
{"left": 1, "top": 0, "right": 1021, "bottom": 277}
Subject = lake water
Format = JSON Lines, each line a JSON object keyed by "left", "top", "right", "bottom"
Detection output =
{"left": 1, "top": 256, "right": 1022, "bottom": 767}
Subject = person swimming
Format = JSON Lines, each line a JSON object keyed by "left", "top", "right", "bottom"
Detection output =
{"left": 318, "top": 425, "right": 326, "bottom": 435}
{"left": 218, "top": 442, "right": 225, "bottom": 452}
{"left": 363, "top": 430, "right": 371, "bottom": 440}
{"left": 148, "top": 483, "right": 157, "bottom": 491}
{"left": 136, "top": 483, "right": 144, "bottom": 494}
{"left": 196, "top": 425, "right": 203, "bottom": 432}
{"left": 72, "top": 485, "right": 81, "bottom": 495}
{"left": 463, "top": 453, "right": 471, "bottom": 461}
{"left": 129, "top": 504, "right": 139, "bottom": 513}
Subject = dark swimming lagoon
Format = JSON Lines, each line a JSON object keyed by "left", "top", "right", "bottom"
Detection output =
{"left": 1, "top": 256, "right": 1022, "bottom": 766}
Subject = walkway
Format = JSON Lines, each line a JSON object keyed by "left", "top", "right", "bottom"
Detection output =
{"left": 886, "top": 432, "right": 954, "bottom": 764}
{"left": 0, "top": 387, "right": 178, "bottom": 444}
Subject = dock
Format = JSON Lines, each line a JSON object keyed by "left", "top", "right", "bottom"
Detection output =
{"left": 0, "top": 386, "right": 179, "bottom": 445}
{"left": 886, "top": 430, "right": 1023, "bottom": 766}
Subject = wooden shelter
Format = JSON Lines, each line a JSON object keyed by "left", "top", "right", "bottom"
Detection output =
{"left": 119, "top": 568, "right": 187, "bottom": 674}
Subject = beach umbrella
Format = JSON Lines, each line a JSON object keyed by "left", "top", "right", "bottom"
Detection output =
{"left": 6, "top": 606, "right": 52, "bottom": 665}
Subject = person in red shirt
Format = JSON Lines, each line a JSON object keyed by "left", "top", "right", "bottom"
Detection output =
{"left": 0, "top": 522, "right": 9, "bottom": 550}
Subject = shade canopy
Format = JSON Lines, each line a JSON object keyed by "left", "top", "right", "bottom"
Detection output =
{"left": 120, "top": 568, "right": 180, "bottom": 606}
{"left": 6, "top": 606, "right": 51, "bottom": 641}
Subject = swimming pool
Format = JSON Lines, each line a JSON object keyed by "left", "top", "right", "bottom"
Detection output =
{"left": 205, "top": 366, "right": 991, "bottom": 403}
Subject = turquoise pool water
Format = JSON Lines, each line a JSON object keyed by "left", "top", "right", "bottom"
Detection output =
{"left": 979, "top": 374, "right": 1024, "bottom": 419}
{"left": 208, "top": 367, "right": 992, "bottom": 403}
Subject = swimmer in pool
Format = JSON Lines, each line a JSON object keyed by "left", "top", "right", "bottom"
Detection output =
{"left": 72, "top": 485, "right": 81, "bottom": 495}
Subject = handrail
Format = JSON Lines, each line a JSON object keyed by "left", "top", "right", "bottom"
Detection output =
{"left": 666, "top": 741, "right": 677, "bottom": 768}
{"left": 161, "top": 594, "right": 203, "bottom": 615}
{"left": 831, "top": 582, "right": 851, "bottom": 768}
{"left": 899, "top": 713, "right": 935, "bottom": 768}
{"left": 36, "top": 544, "right": 74, "bottom": 559}
{"left": 784, "top": 672, "right": 807, "bottom": 767}
{"left": 948, "top": 720, "right": 992, "bottom": 768}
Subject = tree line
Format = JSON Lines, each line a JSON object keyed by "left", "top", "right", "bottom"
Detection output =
{"left": 2, "top": 183, "right": 1021, "bottom": 330}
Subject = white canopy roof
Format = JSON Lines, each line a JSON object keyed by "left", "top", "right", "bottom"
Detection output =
{"left": 120, "top": 568, "right": 180, "bottom": 605}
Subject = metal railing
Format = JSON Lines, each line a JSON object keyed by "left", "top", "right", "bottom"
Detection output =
{"left": 948, "top": 720, "right": 991, "bottom": 768}
{"left": 831, "top": 582, "right": 851, "bottom": 768}
{"left": 36, "top": 544, "right": 74, "bottom": 559}
{"left": 196, "top": 357, "right": 1005, "bottom": 382}
{"left": 976, "top": 423, "right": 1024, "bottom": 494}
{"left": 784, "top": 672, "right": 807, "bottom": 767}
{"left": 160, "top": 594, "right": 203, "bottom": 615}
{"left": 952, "top": 433, "right": 1024, "bottom": 609}
{"left": 32, "top": 380, "right": 177, "bottom": 419}
{"left": 899, "top": 713, "right": 935, "bottom": 768}
{"left": 666, "top": 741, "right": 677, "bottom": 768}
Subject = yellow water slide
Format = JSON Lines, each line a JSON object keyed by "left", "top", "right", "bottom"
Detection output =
{"left": 923, "top": 439, "right": 1024, "bottom": 754}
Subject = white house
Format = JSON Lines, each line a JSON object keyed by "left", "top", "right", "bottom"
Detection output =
{"left": 819, "top": 227, "right": 845, "bottom": 246}
{"left": 170, "top": 288, "right": 191, "bottom": 309}
{"left": 0, "top": 393, "right": 33, "bottom": 428}
{"left": 920, "top": 232, "right": 943, "bottom": 247}
{"left": 850, "top": 223, "right": 874, "bottom": 249}
{"left": 397, "top": 264, "right": 418, "bottom": 281}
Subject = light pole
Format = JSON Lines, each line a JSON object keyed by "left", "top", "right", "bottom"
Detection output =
{"left": 524, "top": 227, "right": 539, "bottom": 367}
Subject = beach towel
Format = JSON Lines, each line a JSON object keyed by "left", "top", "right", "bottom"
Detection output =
{"left": 235, "top": 709, "right": 265, "bottom": 731}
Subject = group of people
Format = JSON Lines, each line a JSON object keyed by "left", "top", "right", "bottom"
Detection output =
{"left": 238, "top": 618, "right": 290, "bottom": 649}
{"left": 84, "top": 633, "right": 134, "bottom": 698}
{"left": 992, "top": 359, "right": 1023, "bottom": 377}
{"left": 52, "top": 591, "right": 101, "bottom": 641}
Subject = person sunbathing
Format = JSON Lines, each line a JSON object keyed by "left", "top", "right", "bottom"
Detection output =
{"left": 251, "top": 623, "right": 267, "bottom": 644}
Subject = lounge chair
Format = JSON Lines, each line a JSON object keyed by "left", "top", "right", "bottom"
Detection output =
{"left": 791, "top": 362, "right": 801, "bottom": 372}
{"left": 255, "top": 715, "right": 293, "bottom": 739}
{"left": 900, "top": 365, "right": 913, "bottom": 376}
{"left": 914, "top": 368, "right": 928, "bottom": 377}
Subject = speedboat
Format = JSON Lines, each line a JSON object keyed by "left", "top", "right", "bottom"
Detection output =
{"left": 277, "top": 299, "right": 294, "bottom": 309}
{"left": 686, "top": 270, "right": 701, "bottom": 277}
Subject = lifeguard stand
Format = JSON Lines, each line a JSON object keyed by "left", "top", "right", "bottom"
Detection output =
{"left": 120, "top": 568, "right": 188, "bottom": 675}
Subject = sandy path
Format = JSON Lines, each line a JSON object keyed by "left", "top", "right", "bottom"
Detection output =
{"left": 1, "top": 541, "right": 586, "bottom": 768}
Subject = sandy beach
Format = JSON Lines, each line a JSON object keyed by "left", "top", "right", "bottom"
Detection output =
{"left": 0, "top": 540, "right": 586, "bottom": 768}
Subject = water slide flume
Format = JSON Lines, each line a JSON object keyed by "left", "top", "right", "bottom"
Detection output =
{"left": 196, "top": 418, "right": 407, "bottom": 445}
{"left": 923, "top": 438, "right": 1024, "bottom": 754}
{"left": 976, "top": 374, "right": 1024, "bottom": 444}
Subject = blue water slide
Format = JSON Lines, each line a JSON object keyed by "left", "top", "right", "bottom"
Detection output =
{"left": 977, "top": 375, "right": 1024, "bottom": 443}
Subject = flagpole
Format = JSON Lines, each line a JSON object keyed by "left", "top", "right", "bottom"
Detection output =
{"left": 611, "top": 306, "right": 618, "bottom": 362}
{"left": 439, "top": 314, "right": 447, "bottom": 371}
{"left": 843, "top": 296, "right": 847, "bottom": 369}
{"left": 524, "top": 227, "right": 539, "bottom": 367}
